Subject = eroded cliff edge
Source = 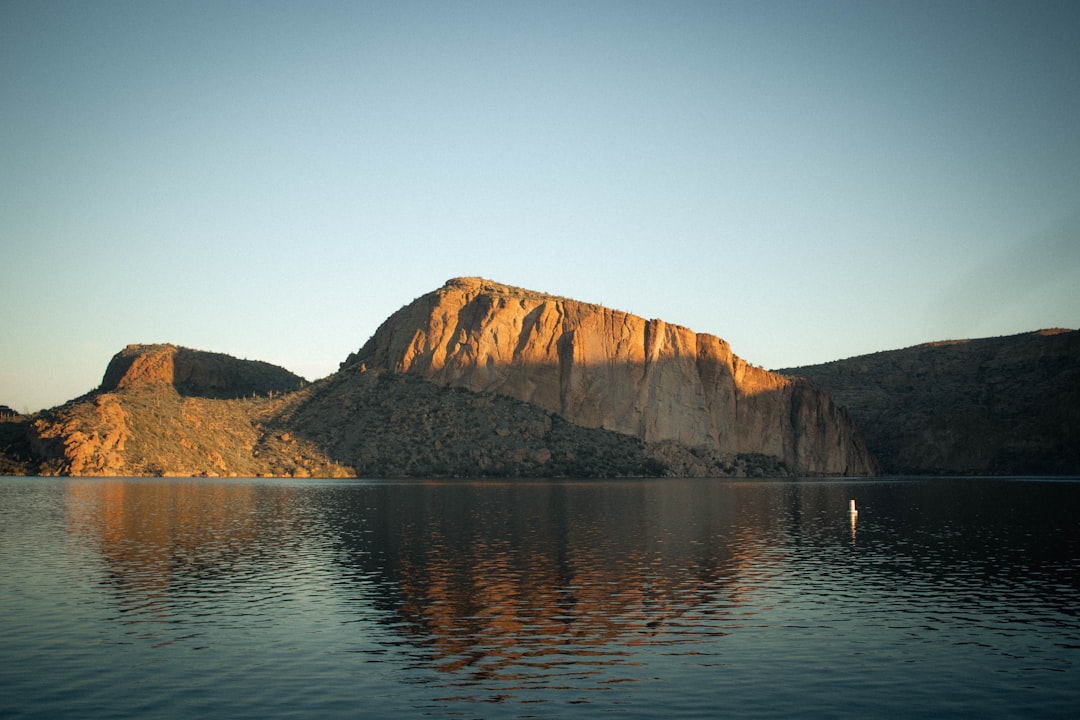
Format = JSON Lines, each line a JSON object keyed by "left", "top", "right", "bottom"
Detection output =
{"left": 344, "top": 277, "right": 876, "bottom": 475}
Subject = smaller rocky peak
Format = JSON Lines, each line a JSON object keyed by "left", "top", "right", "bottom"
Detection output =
{"left": 100, "top": 344, "right": 305, "bottom": 399}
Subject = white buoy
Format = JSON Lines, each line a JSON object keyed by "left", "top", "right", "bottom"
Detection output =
{"left": 849, "top": 499, "right": 858, "bottom": 545}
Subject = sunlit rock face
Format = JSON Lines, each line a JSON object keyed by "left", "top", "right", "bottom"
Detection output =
{"left": 346, "top": 277, "right": 876, "bottom": 475}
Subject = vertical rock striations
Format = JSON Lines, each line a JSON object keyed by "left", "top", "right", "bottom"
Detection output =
{"left": 345, "top": 277, "right": 876, "bottom": 475}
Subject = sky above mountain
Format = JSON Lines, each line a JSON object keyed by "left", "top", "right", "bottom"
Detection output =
{"left": 3, "top": 0, "right": 1078, "bottom": 412}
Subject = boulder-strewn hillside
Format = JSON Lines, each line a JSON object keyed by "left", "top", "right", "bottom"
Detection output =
{"left": 280, "top": 364, "right": 790, "bottom": 478}
{"left": 25, "top": 345, "right": 332, "bottom": 477}
{"left": 779, "top": 329, "right": 1080, "bottom": 474}
{"left": 344, "top": 277, "right": 876, "bottom": 475}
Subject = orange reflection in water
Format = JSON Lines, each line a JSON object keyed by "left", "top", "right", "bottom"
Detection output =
{"left": 60, "top": 478, "right": 859, "bottom": 689}
{"left": 64, "top": 480, "right": 279, "bottom": 609}
{"left": 380, "top": 481, "right": 795, "bottom": 682}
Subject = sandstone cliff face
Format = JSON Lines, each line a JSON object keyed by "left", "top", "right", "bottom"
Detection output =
{"left": 346, "top": 277, "right": 876, "bottom": 475}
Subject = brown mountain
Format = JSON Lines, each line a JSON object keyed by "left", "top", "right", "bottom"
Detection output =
{"left": 9, "top": 278, "right": 877, "bottom": 477}
{"left": 778, "top": 329, "right": 1080, "bottom": 474}
{"left": 14, "top": 368, "right": 779, "bottom": 481}
{"left": 344, "top": 277, "right": 875, "bottom": 475}
{"left": 19, "top": 349, "right": 789, "bottom": 479}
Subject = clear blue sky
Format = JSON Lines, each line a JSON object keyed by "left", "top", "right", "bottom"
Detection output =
{"left": 3, "top": 0, "right": 1078, "bottom": 412}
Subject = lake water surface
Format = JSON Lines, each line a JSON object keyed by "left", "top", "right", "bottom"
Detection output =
{"left": 1, "top": 476, "right": 1077, "bottom": 719}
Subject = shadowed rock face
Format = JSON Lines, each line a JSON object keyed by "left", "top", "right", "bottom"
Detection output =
{"left": 779, "top": 329, "right": 1080, "bottom": 474}
{"left": 345, "top": 277, "right": 876, "bottom": 475}
{"left": 101, "top": 344, "right": 305, "bottom": 399}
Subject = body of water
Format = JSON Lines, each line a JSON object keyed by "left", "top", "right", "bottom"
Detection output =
{"left": 1, "top": 476, "right": 1078, "bottom": 718}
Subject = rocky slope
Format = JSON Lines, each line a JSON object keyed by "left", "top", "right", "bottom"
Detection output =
{"left": 25, "top": 345, "right": 339, "bottom": 477}
{"left": 344, "top": 277, "right": 876, "bottom": 475}
{"left": 279, "top": 365, "right": 791, "bottom": 478}
{"left": 19, "top": 344, "right": 792, "bottom": 478}
{"left": 779, "top": 329, "right": 1080, "bottom": 474}
{"left": 11, "top": 289, "right": 1073, "bottom": 478}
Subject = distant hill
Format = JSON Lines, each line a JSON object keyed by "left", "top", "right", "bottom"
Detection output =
{"left": 778, "top": 329, "right": 1080, "bottom": 474}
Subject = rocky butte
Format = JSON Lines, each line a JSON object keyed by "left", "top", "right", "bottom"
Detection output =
{"left": 6, "top": 280, "right": 1074, "bottom": 478}
{"left": 343, "top": 277, "right": 876, "bottom": 476}
{"left": 99, "top": 343, "right": 307, "bottom": 398}
{"left": 6, "top": 278, "right": 879, "bottom": 478}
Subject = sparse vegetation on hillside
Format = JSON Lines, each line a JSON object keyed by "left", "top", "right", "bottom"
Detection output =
{"left": 779, "top": 329, "right": 1080, "bottom": 474}
{"left": 13, "top": 344, "right": 792, "bottom": 478}
{"left": 25, "top": 323, "right": 1078, "bottom": 479}
{"left": 0, "top": 416, "right": 37, "bottom": 475}
{"left": 27, "top": 385, "right": 352, "bottom": 478}
{"left": 277, "top": 366, "right": 782, "bottom": 478}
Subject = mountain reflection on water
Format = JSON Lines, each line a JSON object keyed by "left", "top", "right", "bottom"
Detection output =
{"left": 345, "top": 481, "right": 767, "bottom": 678}
{"left": 19, "top": 476, "right": 1076, "bottom": 718}
{"left": 63, "top": 480, "right": 793, "bottom": 673}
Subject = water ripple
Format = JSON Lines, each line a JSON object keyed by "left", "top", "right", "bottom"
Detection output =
{"left": 2, "top": 477, "right": 1079, "bottom": 719}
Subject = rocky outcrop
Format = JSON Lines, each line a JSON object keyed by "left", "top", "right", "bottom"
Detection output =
{"left": 345, "top": 277, "right": 876, "bottom": 475}
{"left": 10, "top": 279, "right": 886, "bottom": 478}
{"left": 22, "top": 354, "right": 792, "bottom": 479}
{"left": 101, "top": 344, "right": 305, "bottom": 399}
{"left": 26, "top": 344, "right": 329, "bottom": 477}
{"left": 779, "top": 329, "right": 1080, "bottom": 474}
{"left": 26, "top": 382, "right": 354, "bottom": 479}
{"left": 29, "top": 394, "right": 131, "bottom": 476}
